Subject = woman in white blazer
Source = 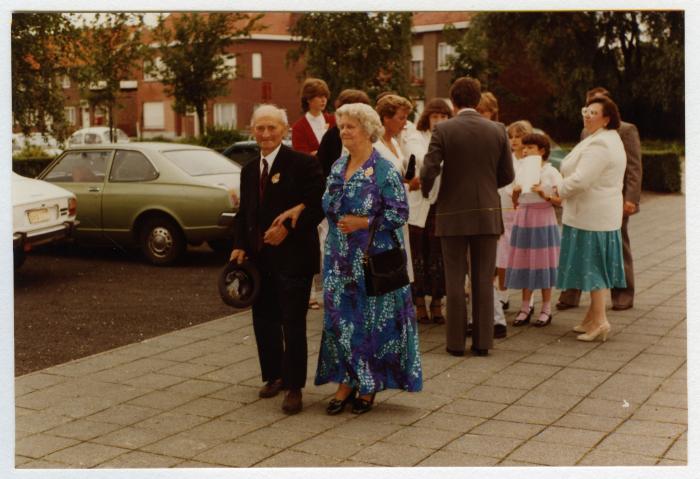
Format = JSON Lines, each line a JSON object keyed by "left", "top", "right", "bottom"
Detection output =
{"left": 554, "top": 96, "right": 627, "bottom": 342}
{"left": 402, "top": 98, "right": 453, "bottom": 324}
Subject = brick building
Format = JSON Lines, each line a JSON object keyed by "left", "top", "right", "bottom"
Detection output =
{"left": 59, "top": 12, "right": 472, "bottom": 139}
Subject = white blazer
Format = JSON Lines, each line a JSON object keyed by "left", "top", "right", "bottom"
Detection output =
{"left": 559, "top": 128, "right": 626, "bottom": 231}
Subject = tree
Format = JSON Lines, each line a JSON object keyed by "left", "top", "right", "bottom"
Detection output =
{"left": 74, "top": 13, "right": 148, "bottom": 142}
{"left": 149, "top": 13, "right": 262, "bottom": 136}
{"left": 288, "top": 12, "right": 414, "bottom": 103}
{"left": 11, "top": 13, "right": 78, "bottom": 141}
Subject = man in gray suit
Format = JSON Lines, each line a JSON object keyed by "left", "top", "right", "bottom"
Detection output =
{"left": 557, "top": 87, "right": 642, "bottom": 311}
{"left": 421, "top": 77, "right": 514, "bottom": 356}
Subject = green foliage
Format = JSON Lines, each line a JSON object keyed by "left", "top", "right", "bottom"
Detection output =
{"left": 448, "top": 11, "right": 684, "bottom": 141}
{"left": 641, "top": 152, "right": 682, "bottom": 193}
{"left": 74, "top": 13, "right": 148, "bottom": 142}
{"left": 12, "top": 145, "right": 52, "bottom": 160}
{"left": 178, "top": 126, "right": 246, "bottom": 150}
{"left": 12, "top": 158, "right": 54, "bottom": 178}
{"left": 150, "top": 13, "right": 262, "bottom": 137}
{"left": 11, "top": 13, "right": 78, "bottom": 141}
{"left": 288, "top": 13, "right": 414, "bottom": 102}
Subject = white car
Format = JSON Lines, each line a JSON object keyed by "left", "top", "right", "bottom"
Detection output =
{"left": 12, "top": 172, "right": 79, "bottom": 268}
{"left": 68, "top": 127, "right": 130, "bottom": 146}
{"left": 12, "top": 132, "right": 64, "bottom": 157}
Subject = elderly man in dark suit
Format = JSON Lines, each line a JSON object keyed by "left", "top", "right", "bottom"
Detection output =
{"left": 230, "top": 104, "right": 325, "bottom": 414}
{"left": 557, "top": 87, "right": 642, "bottom": 311}
{"left": 420, "top": 77, "right": 514, "bottom": 357}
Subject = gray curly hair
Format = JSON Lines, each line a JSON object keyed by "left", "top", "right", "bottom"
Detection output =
{"left": 335, "top": 103, "right": 385, "bottom": 143}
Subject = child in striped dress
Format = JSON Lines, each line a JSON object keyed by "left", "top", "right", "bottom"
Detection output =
{"left": 506, "top": 133, "right": 563, "bottom": 327}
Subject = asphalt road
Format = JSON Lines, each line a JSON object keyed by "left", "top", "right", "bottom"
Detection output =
{"left": 13, "top": 243, "right": 241, "bottom": 376}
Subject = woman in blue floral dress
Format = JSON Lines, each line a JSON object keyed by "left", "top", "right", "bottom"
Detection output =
{"left": 314, "top": 103, "right": 422, "bottom": 415}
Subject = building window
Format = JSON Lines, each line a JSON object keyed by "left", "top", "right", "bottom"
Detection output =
{"left": 437, "top": 42, "right": 456, "bottom": 71}
{"left": 221, "top": 54, "right": 237, "bottom": 80}
{"left": 410, "top": 45, "right": 424, "bottom": 83}
{"left": 61, "top": 75, "right": 71, "bottom": 89}
{"left": 252, "top": 53, "right": 262, "bottom": 79}
{"left": 144, "top": 57, "right": 166, "bottom": 82}
{"left": 213, "top": 103, "right": 237, "bottom": 128}
{"left": 64, "top": 106, "right": 76, "bottom": 125}
{"left": 143, "top": 102, "right": 165, "bottom": 129}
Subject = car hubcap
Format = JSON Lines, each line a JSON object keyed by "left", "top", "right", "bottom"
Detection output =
{"left": 149, "top": 226, "right": 173, "bottom": 258}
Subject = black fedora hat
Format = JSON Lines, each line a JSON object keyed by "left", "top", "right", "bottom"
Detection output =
{"left": 218, "top": 259, "right": 261, "bottom": 308}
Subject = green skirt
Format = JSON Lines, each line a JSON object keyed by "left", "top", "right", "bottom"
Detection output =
{"left": 556, "top": 225, "right": 627, "bottom": 291}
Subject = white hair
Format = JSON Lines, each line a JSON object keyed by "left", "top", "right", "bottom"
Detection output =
{"left": 336, "top": 103, "right": 385, "bottom": 143}
{"left": 250, "top": 104, "right": 289, "bottom": 127}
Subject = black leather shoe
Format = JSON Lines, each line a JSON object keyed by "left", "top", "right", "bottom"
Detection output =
{"left": 446, "top": 348, "right": 466, "bottom": 357}
{"left": 326, "top": 389, "right": 356, "bottom": 415}
{"left": 351, "top": 393, "right": 376, "bottom": 414}
{"left": 471, "top": 347, "right": 489, "bottom": 357}
{"left": 494, "top": 324, "right": 507, "bottom": 339}
{"left": 259, "top": 379, "right": 283, "bottom": 398}
{"left": 555, "top": 302, "right": 578, "bottom": 311}
{"left": 282, "top": 389, "right": 303, "bottom": 415}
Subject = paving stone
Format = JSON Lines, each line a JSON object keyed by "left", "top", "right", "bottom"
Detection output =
{"left": 441, "top": 398, "right": 507, "bottom": 418}
{"left": 291, "top": 432, "right": 368, "bottom": 459}
{"left": 615, "top": 419, "right": 686, "bottom": 439}
{"left": 469, "top": 420, "right": 544, "bottom": 439}
{"left": 572, "top": 397, "right": 638, "bottom": 419}
{"left": 515, "top": 390, "right": 582, "bottom": 411}
{"left": 657, "top": 459, "right": 687, "bottom": 465}
{"left": 499, "top": 362, "right": 561, "bottom": 379}
{"left": 463, "top": 385, "right": 528, "bottom": 404}
{"left": 411, "top": 411, "right": 485, "bottom": 433}
{"left": 507, "top": 440, "right": 589, "bottom": 466}
{"left": 186, "top": 419, "right": 261, "bottom": 441}
{"left": 127, "top": 390, "right": 197, "bottom": 410}
{"left": 631, "top": 405, "right": 687, "bottom": 424}
{"left": 123, "top": 372, "right": 186, "bottom": 390}
{"left": 597, "top": 432, "right": 675, "bottom": 457}
{"left": 482, "top": 372, "right": 547, "bottom": 389}
{"left": 165, "top": 378, "right": 230, "bottom": 396}
{"left": 519, "top": 352, "right": 577, "bottom": 367}
{"left": 169, "top": 397, "right": 242, "bottom": 418}
{"left": 221, "top": 401, "right": 297, "bottom": 426}
{"left": 15, "top": 373, "right": 66, "bottom": 392}
{"left": 494, "top": 404, "right": 564, "bottom": 425}
{"left": 207, "top": 384, "right": 261, "bottom": 404}
{"left": 200, "top": 358, "right": 261, "bottom": 383}
{"left": 417, "top": 450, "right": 499, "bottom": 466}
{"left": 90, "top": 426, "right": 168, "bottom": 450}
{"left": 536, "top": 341, "right": 598, "bottom": 358}
{"left": 44, "top": 418, "right": 123, "bottom": 441}
{"left": 323, "top": 419, "right": 402, "bottom": 443}
{"left": 140, "top": 431, "right": 220, "bottom": 459}
{"left": 15, "top": 410, "right": 75, "bottom": 435}
{"left": 444, "top": 433, "right": 523, "bottom": 459}
{"left": 96, "top": 450, "right": 182, "bottom": 468}
{"left": 86, "top": 404, "right": 160, "bottom": 426}
{"left": 578, "top": 450, "right": 660, "bottom": 466}
{"left": 660, "top": 378, "right": 687, "bottom": 394}
{"left": 254, "top": 449, "right": 342, "bottom": 467}
{"left": 239, "top": 426, "right": 317, "bottom": 450}
{"left": 590, "top": 373, "right": 663, "bottom": 403}
{"left": 15, "top": 434, "right": 80, "bottom": 459}
{"left": 273, "top": 402, "right": 356, "bottom": 433}
{"left": 382, "top": 425, "right": 463, "bottom": 450}
{"left": 646, "top": 391, "right": 687, "bottom": 409}
{"left": 382, "top": 390, "right": 452, "bottom": 410}
{"left": 553, "top": 413, "right": 625, "bottom": 432}
{"left": 531, "top": 426, "right": 606, "bottom": 447}
{"left": 16, "top": 459, "right": 72, "bottom": 469}
{"left": 569, "top": 356, "right": 626, "bottom": 372}
{"left": 664, "top": 435, "right": 687, "bottom": 461}
{"left": 422, "top": 375, "right": 478, "bottom": 396}
{"left": 44, "top": 442, "right": 130, "bottom": 468}
{"left": 193, "top": 441, "right": 280, "bottom": 467}
{"left": 620, "top": 353, "right": 687, "bottom": 377}
{"left": 132, "top": 411, "right": 209, "bottom": 435}
{"left": 352, "top": 441, "right": 434, "bottom": 466}
{"left": 173, "top": 460, "right": 222, "bottom": 467}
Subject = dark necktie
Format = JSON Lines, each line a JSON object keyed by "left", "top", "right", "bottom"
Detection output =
{"left": 259, "top": 158, "right": 269, "bottom": 200}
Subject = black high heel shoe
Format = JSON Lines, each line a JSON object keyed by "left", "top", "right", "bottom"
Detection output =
{"left": 352, "top": 393, "right": 376, "bottom": 414}
{"left": 326, "top": 388, "right": 356, "bottom": 415}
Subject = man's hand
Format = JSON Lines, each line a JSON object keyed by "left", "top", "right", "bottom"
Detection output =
{"left": 337, "top": 215, "right": 369, "bottom": 234}
{"left": 263, "top": 224, "right": 289, "bottom": 246}
{"left": 623, "top": 200, "right": 637, "bottom": 216}
{"left": 272, "top": 203, "right": 305, "bottom": 229}
{"left": 230, "top": 249, "right": 246, "bottom": 264}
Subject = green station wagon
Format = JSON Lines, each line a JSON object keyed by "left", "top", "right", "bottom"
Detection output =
{"left": 39, "top": 142, "right": 241, "bottom": 265}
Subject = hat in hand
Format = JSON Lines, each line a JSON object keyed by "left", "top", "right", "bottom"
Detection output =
{"left": 218, "top": 259, "right": 261, "bottom": 308}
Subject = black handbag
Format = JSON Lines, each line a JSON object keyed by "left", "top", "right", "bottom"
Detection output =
{"left": 362, "top": 219, "right": 409, "bottom": 296}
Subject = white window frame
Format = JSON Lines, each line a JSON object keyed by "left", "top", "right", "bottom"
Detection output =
{"left": 252, "top": 53, "right": 262, "bottom": 79}
{"left": 411, "top": 45, "right": 425, "bottom": 81}
{"left": 143, "top": 102, "right": 165, "bottom": 129}
{"left": 213, "top": 103, "right": 237, "bottom": 128}
{"left": 437, "top": 42, "right": 456, "bottom": 71}
{"left": 61, "top": 75, "right": 71, "bottom": 89}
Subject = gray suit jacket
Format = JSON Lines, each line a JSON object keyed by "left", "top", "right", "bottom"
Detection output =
{"left": 420, "top": 110, "right": 514, "bottom": 236}
{"left": 581, "top": 121, "right": 642, "bottom": 214}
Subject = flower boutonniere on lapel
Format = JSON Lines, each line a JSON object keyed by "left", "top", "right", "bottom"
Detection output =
{"left": 271, "top": 173, "right": 281, "bottom": 184}
{"left": 364, "top": 166, "right": 374, "bottom": 178}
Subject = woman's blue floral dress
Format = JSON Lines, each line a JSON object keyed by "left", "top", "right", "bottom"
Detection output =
{"left": 314, "top": 149, "right": 423, "bottom": 395}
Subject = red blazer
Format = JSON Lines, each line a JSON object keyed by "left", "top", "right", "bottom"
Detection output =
{"left": 291, "top": 112, "right": 336, "bottom": 155}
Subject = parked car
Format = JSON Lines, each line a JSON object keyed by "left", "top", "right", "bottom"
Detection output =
{"left": 38, "top": 143, "right": 241, "bottom": 265}
{"left": 12, "top": 172, "right": 78, "bottom": 269}
{"left": 221, "top": 139, "right": 292, "bottom": 168}
{"left": 12, "top": 132, "right": 64, "bottom": 157}
{"left": 68, "top": 127, "right": 130, "bottom": 146}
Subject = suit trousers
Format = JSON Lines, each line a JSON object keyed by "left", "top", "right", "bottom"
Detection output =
{"left": 441, "top": 235, "right": 498, "bottom": 352}
{"left": 558, "top": 215, "right": 634, "bottom": 308}
{"left": 251, "top": 267, "right": 312, "bottom": 389}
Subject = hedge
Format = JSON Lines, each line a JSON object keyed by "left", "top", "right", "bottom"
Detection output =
{"left": 12, "top": 158, "right": 54, "bottom": 178}
{"left": 641, "top": 152, "right": 682, "bottom": 193}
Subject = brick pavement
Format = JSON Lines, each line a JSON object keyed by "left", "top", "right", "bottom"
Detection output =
{"left": 14, "top": 192, "right": 686, "bottom": 468}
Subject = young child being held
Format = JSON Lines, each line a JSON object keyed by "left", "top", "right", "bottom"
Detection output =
{"left": 507, "top": 133, "right": 563, "bottom": 327}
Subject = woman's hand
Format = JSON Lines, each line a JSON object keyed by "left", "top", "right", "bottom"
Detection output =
{"left": 337, "top": 215, "right": 369, "bottom": 234}
{"left": 407, "top": 176, "right": 421, "bottom": 191}
{"left": 531, "top": 183, "right": 547, "bottom": 200}
{"left": 272, "top": 203, "right": 306, "bottom": 229}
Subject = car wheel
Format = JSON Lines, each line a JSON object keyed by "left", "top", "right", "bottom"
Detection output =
{"left": 13, "top": 247, "right": 26, "bottom": 269}
{"left": 207, "top": 238, "right": 234, "bottom": 254}
{"left": 139, "top": 216, "right": 185, "bottom": 266}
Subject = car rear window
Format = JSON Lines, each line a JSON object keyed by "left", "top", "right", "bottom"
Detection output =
{"left": 163, "top": 150, "right": 241, "bottom": 176}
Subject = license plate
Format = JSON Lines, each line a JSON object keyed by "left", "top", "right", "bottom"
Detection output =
{"left": 27, "top": 208, "right": 50, "bottom": 224}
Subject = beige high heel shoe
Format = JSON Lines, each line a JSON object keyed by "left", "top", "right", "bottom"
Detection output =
{"left": 572, "top": 324, "right": 586, "bottom": 333}
{"left": 576, "top": 323, "right": 611, "bottom": 342}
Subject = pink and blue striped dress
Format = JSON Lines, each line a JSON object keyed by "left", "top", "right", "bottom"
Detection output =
{"left": 505, "top": 162, "right": 563, "bottom": 289}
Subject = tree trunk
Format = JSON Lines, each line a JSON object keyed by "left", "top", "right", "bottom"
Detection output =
{"left": 196, "top": 105, "right": 205, "bottom": 138}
